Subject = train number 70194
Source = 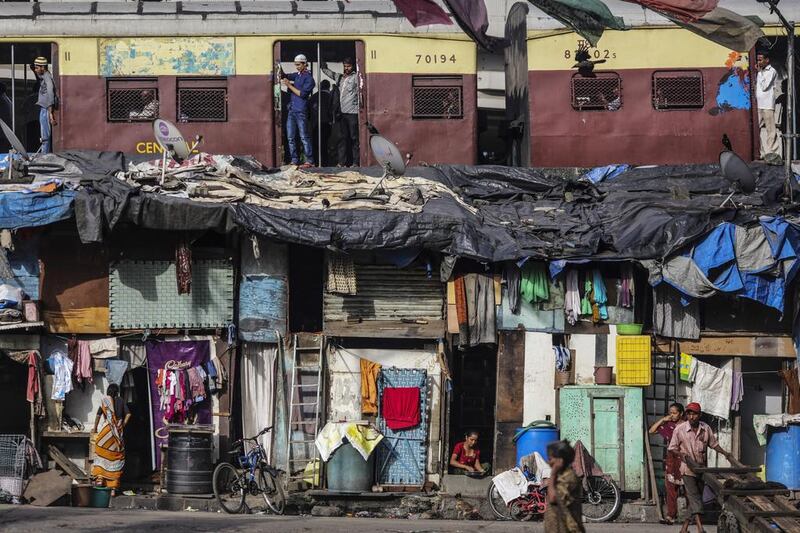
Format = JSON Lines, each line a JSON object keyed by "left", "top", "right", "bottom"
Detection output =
{"left": 416, "top": 54, "right": 457, "bottom": 64}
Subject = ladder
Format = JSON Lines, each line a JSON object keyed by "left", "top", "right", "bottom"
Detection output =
{"left": 286, "top": 333, "right": 325, "bottom": 488}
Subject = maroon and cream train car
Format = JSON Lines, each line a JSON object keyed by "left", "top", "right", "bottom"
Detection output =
{"left": 1, "top": 34, "right": 477, "bottom": 167}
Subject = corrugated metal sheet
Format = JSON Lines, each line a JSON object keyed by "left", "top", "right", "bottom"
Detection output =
{"left": 238, "top": 239, "right": 287, "bottom": 343}
{"left": 323, "top": 265, "right": 444, "bottom": 338}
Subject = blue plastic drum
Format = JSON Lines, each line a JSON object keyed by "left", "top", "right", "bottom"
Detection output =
{"left": 766, "top": 424, "right": 800, "bottom": 490}
{"left": 514, "top": 422, "right": 559, "bottom": 466}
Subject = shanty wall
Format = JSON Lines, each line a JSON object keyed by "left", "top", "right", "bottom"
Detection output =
{"left": 327, "top": 345, "right": 444, "bottom": 484}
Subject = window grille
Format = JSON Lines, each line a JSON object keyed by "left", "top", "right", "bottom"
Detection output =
{"left": 571, "top": 73, "right": 622, "bottom": 111}
{"left": 107, "top": 78, "right": 158, "bottom": 122}
{"left": 177, "top": 78, "right": 228, "bottom": 122}
{"left": 652, "top": 71, "right": 704, "bottom": 110}
{"left": 412, "top": 76, "right": 463, "bottom": 119}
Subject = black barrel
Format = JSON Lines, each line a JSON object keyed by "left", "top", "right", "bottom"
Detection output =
{"left": 166, "top": 425, "right": 214, "bottom": 495}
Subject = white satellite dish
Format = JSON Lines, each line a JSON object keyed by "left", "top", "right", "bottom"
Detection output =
{"left": 0, "top": 118, "right": 30, "bottom": 161}
{"left": 368, "top": 135, "right": 411, "bottom": 197}
{"left": 152, "top": 118, "right": 202, "bottom": 185}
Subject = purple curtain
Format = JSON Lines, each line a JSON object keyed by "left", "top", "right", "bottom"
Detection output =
{"left": 391, "top": 0, "right": 452, "bottom": 27}
{"left": 443, "top": 0, "right": 506, "bottom": 52}
{"left": 147, "top": 340, "right": 212, "bottom": 469}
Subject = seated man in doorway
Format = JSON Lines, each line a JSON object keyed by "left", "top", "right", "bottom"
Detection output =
{"left": 668, "top": 402, "right": 733, "bottom": 533}
{"left": 449, "top": 430, "right": 489, "bottom": 476}
{"left": 322, "top": 57, "right": 360, "bottom": 166}
{"left": 281, "top": 54, "right": 316, "bottom": 168}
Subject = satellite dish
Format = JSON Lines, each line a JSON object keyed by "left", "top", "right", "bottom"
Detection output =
{"left": 0, "top": 119, "right": 29, "bottom": 161}
{"left": 153, "top": 118, "right": 191, "bottom": 161}
{"left": 720, "top": 150, "right": 756, "bottom": 194}
{"left": 369, "top": 135, "right": 406, "bottom": 177}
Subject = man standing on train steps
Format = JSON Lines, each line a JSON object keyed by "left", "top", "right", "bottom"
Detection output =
{"left": 281, "top": 54, "right": 315, "bottom": 168}
{"left": 756, "top": 51, "right": 782, "bottom": 161}
{"left": 322, "top": 57, "right": 360, "bottom": 167}
{"left": 33, "top": 57, "right": 57, "bottom": 154}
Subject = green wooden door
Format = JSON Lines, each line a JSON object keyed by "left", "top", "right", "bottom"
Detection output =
{"left": 592, "top": 397, "right": 622, "bottom": 482}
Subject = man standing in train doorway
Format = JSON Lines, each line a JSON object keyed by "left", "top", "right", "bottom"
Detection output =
{"left": 756, "top": 50, "right": 782, "bottom": 163}
{"left": 281, "top": 54, "right": 315, "bottom": 168}
{"left": 33, "top": 57, "right": 57, "bottom": 154}
{"left": 322, "top": 57, "right": 360, "bottom": 167}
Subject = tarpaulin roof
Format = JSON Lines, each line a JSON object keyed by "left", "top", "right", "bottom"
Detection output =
{"left": 3, "top": 150, "right": 797, "bottom": 264}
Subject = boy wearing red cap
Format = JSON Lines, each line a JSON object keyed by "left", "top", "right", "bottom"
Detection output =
{"left": 668, "top": 402, "right": 732, "bottom": 533}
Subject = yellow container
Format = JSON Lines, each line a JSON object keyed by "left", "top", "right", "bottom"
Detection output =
{"left": 616, "top": 335, "right": 652, "bottom": 386}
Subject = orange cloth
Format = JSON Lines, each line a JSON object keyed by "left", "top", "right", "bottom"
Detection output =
{"left": 360, "top": 359, "right": 381, "bottom": 415}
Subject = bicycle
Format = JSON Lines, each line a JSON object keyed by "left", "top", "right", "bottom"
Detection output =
{"left": 212, "top": 426, "right": 286, "bottom": 515}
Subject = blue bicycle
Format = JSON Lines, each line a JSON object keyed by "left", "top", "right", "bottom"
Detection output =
{"left": 212, "top": 426, "right": 286, "bottom": 515}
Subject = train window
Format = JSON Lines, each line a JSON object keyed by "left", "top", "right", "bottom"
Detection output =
{"left": 652, "top": 71, "right": 704, "bottom": 110}
{"left": 177, "top": 77, "right": 228, "bottom": 122}
{"left": 107, "top": 78, "right": 159, "bottom": 122}
{"left": 570, "top": 73, "right": 622, "bottom": 112}
{"left": 412, "top": 75, "right": 463, "bottom": 119}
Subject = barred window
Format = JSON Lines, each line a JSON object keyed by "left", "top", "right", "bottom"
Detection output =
{"left": 107, "top": 78, "right": 159, "bottom": 122}
{"left": 177, "top": 78, "right": 228, "bottom": 122}
{"left": 412, "top": 76, "right": 463, "bottom": 119}
{"left": 652, "top": 71, "right": 704, "bottom": 110}
{"left": 571, "top": 73, "right": 622, "bottom": 112}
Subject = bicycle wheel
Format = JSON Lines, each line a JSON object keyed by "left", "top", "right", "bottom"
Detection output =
{"left": 257, "top": 467, "right": 286, "bottom": 515}
{"left": 582, "top": 476, "right": 621, "bottom": 522}
{"left": 213, "top": 462, "right": 246, "bottom": 515}
{"left": 487, "top": 481, "right": 512, "bottom": 520}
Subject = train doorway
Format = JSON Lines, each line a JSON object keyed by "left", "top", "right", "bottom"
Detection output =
{"left": 0, "top": 43, "right": 56, "bottom": 153}
{"left": 274, "top": 40, "right": 364, "bottom": 167}
{"left": 753, "top": 36, "right": 799, "bottom": 159}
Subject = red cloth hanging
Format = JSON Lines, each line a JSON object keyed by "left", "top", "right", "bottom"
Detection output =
{"left": 382, "top": 387, "right": 421, "bottom": 430}
{"left": 391, "top": 0, "right": 452, "bottom": 27}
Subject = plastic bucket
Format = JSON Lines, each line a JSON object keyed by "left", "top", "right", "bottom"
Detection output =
{"left": 71, "top": 484, "right": 92, "bottom": 507}
{"left": 90, "top": 486, "right": 112, "bottom": 508}
{"left": 594, "top": 366, "right": 613, "bottom": 385}
{"left": 616, "top": 323, "right": 643, "bottom": 335}
{"left": 514, "top": 422, "right": 559, "bottom": 467}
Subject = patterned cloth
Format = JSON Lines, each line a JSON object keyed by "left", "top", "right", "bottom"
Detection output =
{"left": 543, "top": 467, "right": 585, "bottom": 533}
{"left": 327, "top": 253, "right": 357, "bottom": 295}
{"left": 91, "top": 396, "right": 125, "bottom": 489}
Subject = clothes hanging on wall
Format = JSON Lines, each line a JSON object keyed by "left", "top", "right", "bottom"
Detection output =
{"left": 581, "top": 277, "right": 593, "bottom": 317}
{"left": 689, "top": 358, "right": 732, "bottom": 419}
{"left": 50, "top": 350, "right": 73, "bottom": 401}
{"left": 75, "top": 340, "right": 93, "bottom": 385}
{"left": 381, "top": 386, "right": 421, "bottom": 430}
{"left": 504, "top": 262, "right": 522, "bottom": 314}
{"left": 464, "top": 272, "right": 496, "bottom": 346}
{"left": 176, "top": 239, "right": 192, "bottom": 295}
{"left": 454, "top": 273, "right": 469, "bottom": 339}
{"left": 730, "top": 371, "right": 744, "bottom": 411}
{"left": 553, "top": 346, "right": 571, "bottom": 372}
{"left": 591, "top": 269, "right": 609, "bottom": 322}
{"left": 120, "top": 342, "right": 147, "bottom": 369}
{"left": 105, "top": 359, "right": 129, "bottom": 386}
{"left": 618, "top": 264, "right": 635, "bottom": 308}
{"left": 564, "top": 270, "right": 581, "bottom": 326}
{"left": 88, "top": 338, "right": 119, "bottom": 359}
{"left": 360, "top": 358, "right": 382, "bottom": 415}
{"left": 652, "top": 285, "right": 700, "bottom": 340}
{"left": 520, "top": 262, "right": 550, "bottom": 304}
{"left": 327, "top": 253, "right": 357, "bottom": 295}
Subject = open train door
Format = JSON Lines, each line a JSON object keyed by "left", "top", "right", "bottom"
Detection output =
{"left": 273, "top": 41, "right": 284, "bottom": 167}
{"left": 355, "top": 41, "right": 369, "bottom": 166}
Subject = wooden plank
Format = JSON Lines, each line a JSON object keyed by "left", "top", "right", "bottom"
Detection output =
{"left": 678, "top": 336, "right": 795, "bottom": 358}
{"left": 692, "top": 466, "right": 762, "bottom": 474}
{"left": 743, "top": 511, "right": 800, "bottom": 518}
{"left": 48, "top": 444, "right": 89, "bottom": 481}
{"left": 750, "top": 495, "right": 800, "bottom": 532}
{"left": 493, "top": 330, "right": 525, "bottom": 473}
{"left": 323, "top": 319, "right": 445, "bottom": 339}
{"left": 722, "top": 489, "right": 791, "bottom": 496}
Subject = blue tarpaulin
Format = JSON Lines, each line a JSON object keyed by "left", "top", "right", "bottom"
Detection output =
{"left": 0, "top": 191, "right": 74, "bottom": 229}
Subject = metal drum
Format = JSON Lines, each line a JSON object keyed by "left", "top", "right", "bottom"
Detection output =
{"left": 166, "top": 425, "right": 214, "bottom": 495}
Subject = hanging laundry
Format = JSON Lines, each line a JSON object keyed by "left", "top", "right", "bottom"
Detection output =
{"left": 730, "top": 371, "right": 744, "bottom": 411}
{"left": 527, "top": 0, "right": 626, "bottom": 47}
{"left": 75, "top": 340, "right": 93, "bottom": 385}
{"left": 88, "top": 337, "right": 119, "bottom": 359}
{"left": 360, "top": 359, "right": 382, "bottom": 415}
{"left": 689, "top": 358, "right": 732, "bottom": 419}
{"left": 779, "top": 368, "right": 800, "bottom": 415}
{"left": 626, "top": 0, "right": 718, "bottom": 23}
{"left": 541, "top": 277, "right": 565, "bottom": 312}
{"left": 390, "top": 0, "right": 452, "bottom": 27}
{"left": 652, "top": 285, "right": 700, "bottom": 340}
{"left": 121, "top": 372, "right": 136, "bottom": 404}
{"left": 176, "top": 238, "right": 192, "bottom": 295}
{"left": 327, "top": 253, "right": 357, "bottom": 295}
{"left": 120, "top": 342, "right": 146, "bottom": 369}
{"left": 105, "top": 359, "right": 129, "bottom": 386}
{"left": 580, "top": 277, "right": 593, "bottom": 316}
{"left": 464, "top": 272, "right": 496, "bottom": 346}
{"left": 454, "top": 273, "right": 470, "bottom": 340}
{"left": 504, "top": 262, "right": 522, "bottom": 315}
{"left": 382, "top": 387, "right": 421, "bottom": 430}
{"left": 618, "top": 264, "right": 635, "bottom": 308}
{"left": 553, "top": 346, "right": 571, "bottom": 372}
{"left": 679, "top": 353, "right": 694, "bottom": 381}
{"left": 520, "top": 262, "right": 550, "bottom": 304}
{"left": 50, "top": 350, "right": 73, "bottom": 401}
{"left": 564, "top": 270, "right": 581, "bottom": 326}
{"left": 591, "top": 269, "right": 608, "bottom": 322}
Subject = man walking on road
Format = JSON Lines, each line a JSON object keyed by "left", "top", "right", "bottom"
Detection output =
{"left": 322, "top": 57, "right": 360, "bottom": 166}
{"left": 282, "top": 54, "right": 315, "bottom": 168}
{"left": 756, "top": 51, "right": 782, "bottom": 161}
{"left": 668, "top": 402, "right": 733, "bottom": 533}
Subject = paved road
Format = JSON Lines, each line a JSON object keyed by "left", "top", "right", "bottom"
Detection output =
{"left": 0, "top": 505, "right": 716, "bottom": 532}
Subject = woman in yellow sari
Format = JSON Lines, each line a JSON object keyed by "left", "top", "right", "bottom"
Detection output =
{"left": 91, "top": 384, "right": 131, "bottom": 495}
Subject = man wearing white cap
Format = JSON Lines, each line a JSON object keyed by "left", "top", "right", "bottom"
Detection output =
{"left": 33, "top": 57, "right": 57, "bottom": 153}
{"left": 281, "top": 54, "right": 315, "bottom": 168}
